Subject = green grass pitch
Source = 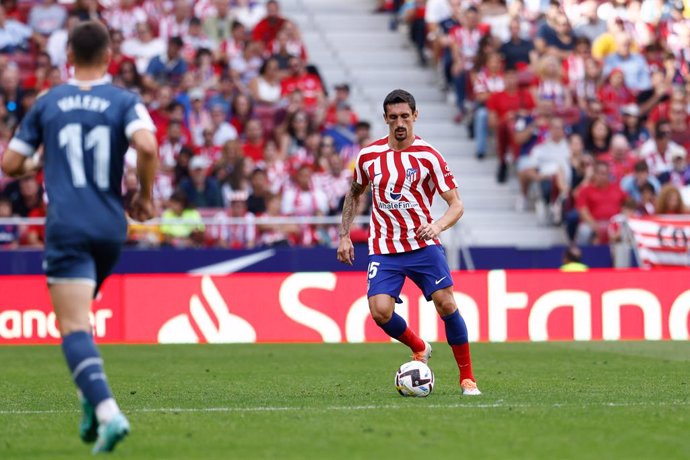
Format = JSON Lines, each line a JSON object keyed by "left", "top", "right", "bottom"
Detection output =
{"left": 0, "top": 342, "right": 688, "bottom": 459}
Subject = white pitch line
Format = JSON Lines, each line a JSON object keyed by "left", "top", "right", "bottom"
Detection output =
{"left": 1, "top": 400, "right": 689, "bottom": 416}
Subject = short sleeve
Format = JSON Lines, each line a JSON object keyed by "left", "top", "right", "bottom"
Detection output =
{"left": 353, "top": 150, "right": 370, "bottom": 187}
{"left": 428, "top": 150, "right": 457, "bottom": 193}
{"left": 8, "top": 99, "right": 43, "bottom": 157}
{"left": 124, "top": 95, "right": 156, "bottom": 140}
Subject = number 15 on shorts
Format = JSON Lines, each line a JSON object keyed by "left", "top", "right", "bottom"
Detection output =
{"left": 368, "top": 261, "right": 380, "bottom": 279}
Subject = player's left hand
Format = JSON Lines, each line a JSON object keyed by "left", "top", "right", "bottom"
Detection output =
{"left": 416, "top": 222, "right": 442, "bottom": 241}
{"left": 129, "top": 193, "right": 155, "bottom": 222}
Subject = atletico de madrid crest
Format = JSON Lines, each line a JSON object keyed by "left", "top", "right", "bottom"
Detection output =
{"left": 405, "top": 167, "right": 419, "bottom": 183}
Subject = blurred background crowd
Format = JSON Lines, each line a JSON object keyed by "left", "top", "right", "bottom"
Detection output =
{"left": 0, "top": 0, "right": 372, "bottom": 249}
{"left": 386, "top": 0, "right": 690, "bottom": 248}
{"left": 1, "top": 0, "right": 689, "bottom": 253}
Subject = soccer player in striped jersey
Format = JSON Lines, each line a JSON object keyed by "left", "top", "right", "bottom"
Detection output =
{"left": 337, "top": 89, "right": 480, "bottom": 396}
{"left": 1, "top": 21, "right": 158, "bottom": 452}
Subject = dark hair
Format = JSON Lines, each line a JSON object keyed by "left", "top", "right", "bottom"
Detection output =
{"left": 634, "top": 159, "right": 649, "bottom": 173}
{"left": 639, "top": 181, "right": 656, "bottom": 194}
{"left": 355, "top": 120, "right": 371, "bottom": 130}
{"left": 383, "top": 89, "right": 416, "bottom": 114}
{"left": 169, "top": 190, "right": 190, "bottom": 208}
{"left": 563, "top": 246, "right": 582, "bottom": 263}
{"left": 68, "top": 20, "right": 110, "bottom": 66}
{"left": 168, "top": 36, "right": 184, "bottom": 48}
{"left": 0, "top": 195, "right": 11, "bottom": 207}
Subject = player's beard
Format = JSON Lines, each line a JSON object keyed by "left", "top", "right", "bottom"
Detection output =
{"left": 394, "top": 128, "right": 407, "bottom": 141}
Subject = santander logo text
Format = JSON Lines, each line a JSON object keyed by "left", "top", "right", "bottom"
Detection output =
{"left": 157, "top": 275, "right": 256, "bottom": 343}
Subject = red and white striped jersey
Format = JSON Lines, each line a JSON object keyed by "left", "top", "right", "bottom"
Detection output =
{"left": 354, "top": 136, "right": 458, "bottom": 255}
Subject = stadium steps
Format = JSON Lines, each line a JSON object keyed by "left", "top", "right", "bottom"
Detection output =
{"left": 282, "top": 0, "right": 566, "bottom": 247}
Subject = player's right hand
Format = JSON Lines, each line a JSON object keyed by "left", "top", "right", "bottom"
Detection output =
{"left": 129, "top": 193, "right": 155, "bottom": 222}
{"left": 336, "top": 236, "right": 355, "bottom": 266}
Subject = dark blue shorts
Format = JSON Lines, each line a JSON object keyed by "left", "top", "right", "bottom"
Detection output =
{"left": 44, "top": 240, "right": 122, "bottom": 294}
{"left": 367, "top": 245, "right": 453, "bottom": 304}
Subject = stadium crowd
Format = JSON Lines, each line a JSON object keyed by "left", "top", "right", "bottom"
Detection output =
{"left": 388, "top": 0, "right": 690, "bottom": 247}
{"left": 2, "top": 0, "right": 690, "bottom": 252}
{"left": 0, "top": 0, "right": 373, "bottom": 250}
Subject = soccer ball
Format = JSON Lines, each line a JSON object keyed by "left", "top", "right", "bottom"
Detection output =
{"left": 395, "top": 361, "right": 434, "bottom": 397}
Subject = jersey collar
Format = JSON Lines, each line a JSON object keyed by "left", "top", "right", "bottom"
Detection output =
{"left": 67, "top": 75, "right": 112, "bottom": 87}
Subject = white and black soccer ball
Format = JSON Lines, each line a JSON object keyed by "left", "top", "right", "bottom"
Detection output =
{"left": 395, "top": 361, "right": 434, "bottom": 397}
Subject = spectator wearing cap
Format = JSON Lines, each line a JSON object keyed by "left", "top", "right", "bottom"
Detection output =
{"left": 603, "top": 32, "right": 652, "bottom": 92}
{"left": 499, "top": 17, "right": 536, "bottom": 71}
{"left": 253, "top": 0, "right": 287, "bottom": 46}
{"left": 575, "top": 161, "right": 628, "bottom": 245}
{"left": 639, "top": 119, "right": 687, "bottom": 176}
{"left": 122, "top": 21, "right": 166, "bottom": 74}
{"left": 179, "top": 155, "right": 224, "bottom": 208}
{"left": 188, "top": 88, "right": 212, "bottom": 146}
{"left": 28, "top": 0, "right": 66, "bottom": 37}
{"left": 145, "top": 36, "right": 189, "bottom": 87}
{"left": 657, "top": 148, "right": 690, "bottom": 187}
{"left": 620, "top": 160, "right": 662, "bottom": 203}
{"left": 620, "top": 103, "right": 650, "bottom": 149}
{"left": 202, "top": 0, "right": 235, "bottom": 45}
{"left": 210, "top": 190, "right": 257, "bottom": 249}
{"left": 0, "top": 5, "right": 38, "bottom": 53}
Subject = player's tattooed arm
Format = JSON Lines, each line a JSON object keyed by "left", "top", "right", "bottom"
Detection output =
{"left": 339, "top": 181, "right": 365, "bottom": 238}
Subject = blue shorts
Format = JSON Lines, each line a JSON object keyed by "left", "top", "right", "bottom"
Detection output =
{"left": 44, "top": 240, "right": 122, "bottom": 295}
{"left": 367, "top": 245, "right": 453, "bottom": 304}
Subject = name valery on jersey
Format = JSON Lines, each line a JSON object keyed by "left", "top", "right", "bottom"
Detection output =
{"left": 57, "top": 95, "right": 111, "bottom": 113}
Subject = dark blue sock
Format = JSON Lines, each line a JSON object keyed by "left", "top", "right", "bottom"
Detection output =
{"left": 442, "top": 309, "right": 468, "bottom": 345}
{"left": 61, "top": 331, "right": 113, "bottom": 406}
{"left": 379, "top": 312, "right": 407, "bottom": 338}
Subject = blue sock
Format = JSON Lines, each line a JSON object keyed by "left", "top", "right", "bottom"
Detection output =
{"left": 61, "top": 331, "right": 113, "bottom": 407}
{"left": 379, "top": 312, "right": 407, "bottom": 338}
{"left": 442, "top": 309, "right": 468, "bottom": 345}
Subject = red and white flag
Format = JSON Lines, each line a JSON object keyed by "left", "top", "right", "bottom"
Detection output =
{"left": 627, "top": 216, "right": 690, "bottom": 267}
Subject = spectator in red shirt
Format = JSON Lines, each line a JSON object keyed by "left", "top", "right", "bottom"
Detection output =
{"left": 575, "top": 161, "right": 628, "bottom": 244}
{"left": 668, "top": 101, "right": 690, "bottom": 152}
{"left": 280, "top": 56, "right": 325, "bottom": 113}
{"left": 598, "top": 68, "right": 635, "bottom": 128}
{"left": 242, "top": 119, "right": 266, "bottom": 162}
{"left": 599, "top": 134, "right": 637, "bottom": 184}
{"left": 487, "top": 67, "right": 536, "bottom": 182}
{"left": 252, "top": 0, "right": 286, "bottom": 46}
